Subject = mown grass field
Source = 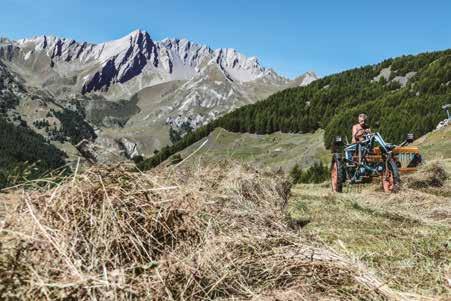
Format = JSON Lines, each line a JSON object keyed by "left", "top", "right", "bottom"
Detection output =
{"left": 175, "top": 127, "right": 329, "bottom": 171}
{"left": 414, "top": 125, "right": 451, "bottom": 160}
{"left": 289, "top": 171, "right": 450, "bottom": 298}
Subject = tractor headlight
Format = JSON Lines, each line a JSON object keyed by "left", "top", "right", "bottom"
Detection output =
{"left": 332, "top": 136, "right": 343, "bottom": 153}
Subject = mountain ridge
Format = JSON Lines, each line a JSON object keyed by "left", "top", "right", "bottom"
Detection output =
{"left": 1, "top": 29, "right": 306, "bottom": 99}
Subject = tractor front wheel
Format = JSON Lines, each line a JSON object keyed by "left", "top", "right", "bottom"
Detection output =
{"left": 382, "top": 158, "right": 400, "bottom": 193}
{"left": 331, "top": 157, "right": 344, "bottom": 192}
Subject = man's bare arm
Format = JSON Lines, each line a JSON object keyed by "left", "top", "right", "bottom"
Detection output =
{"left": 351, "top": 125, "right": 358, "bottom": 143}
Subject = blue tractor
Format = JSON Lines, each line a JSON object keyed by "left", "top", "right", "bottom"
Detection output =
{"left": 331, "top": 132, "right": 420, "bottom": 193}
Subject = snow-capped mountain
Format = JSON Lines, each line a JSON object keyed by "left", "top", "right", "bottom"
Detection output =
{"left": 0, "top": 30, "right": 317, "bottom": 157}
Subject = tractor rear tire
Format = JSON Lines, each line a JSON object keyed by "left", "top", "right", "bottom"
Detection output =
{"left": 331, "top": 156, "right": 344, "bottom": 193}
{"left": 382, "top": 158, "right": 400, "bottom": 193}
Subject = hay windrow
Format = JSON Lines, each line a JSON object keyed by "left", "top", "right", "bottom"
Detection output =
{"left": 1, "top": 163, "right": 400, "bottom": 300}
{"left": 403, "top": 161, "right": 449, "bottom": 190}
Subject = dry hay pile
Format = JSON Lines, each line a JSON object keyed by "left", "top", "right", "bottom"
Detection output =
{"left": 403, "top": 161, "right": 449, "bottom": 190}
{"left": 385, "top": 160, "right": 451, "bottom": 225}
{"left": 1, "top": 163, "right": 401, "bottom": 300}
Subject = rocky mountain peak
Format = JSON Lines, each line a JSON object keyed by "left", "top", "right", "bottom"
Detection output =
{"left": 294, "top": 71, "right": 319, "bottom": 86}
{"left": 213, "top": 48, "right": 267, "bottom": 82}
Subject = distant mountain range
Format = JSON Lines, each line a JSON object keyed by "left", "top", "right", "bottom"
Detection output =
{"left": 0, "top": 30, "right": 317, "bottom": 160}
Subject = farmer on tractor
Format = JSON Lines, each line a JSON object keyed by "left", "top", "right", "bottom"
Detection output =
{"left": 331, "top": 112, "right": 422, "bottom": 194}
{"left": 352, "top": 113, "right": 371, "bottom": 143}
{"left": 344, "top": 113, "right": 371, "bottom": 165}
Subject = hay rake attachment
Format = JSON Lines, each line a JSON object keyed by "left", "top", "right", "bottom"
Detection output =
{"left": 374, "top": 146, "right": 422, "bottom": 174}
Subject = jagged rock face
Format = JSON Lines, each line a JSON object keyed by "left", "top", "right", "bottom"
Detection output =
{"left": 118, "top": 137, "right": 140, "bottom": 159}
{"left": 372, "top": 67, "right": 417, "bottom": 88}
{"left": 166, "top": 113, "right": 209, "bottom": 131}
{"left": 80, "top": 31, "right": 159, "bottom": 93}
{"left": 75, "top": 139, "right": 98, "bottom": 164}
{"left": 158, "top": 38, "right": 211, "bottom": 75}
{"left": 214, "top": 48, "right": 265, "bottom": 82}
{"left": 76, "top": 136, "right": 140, "bottom": 164}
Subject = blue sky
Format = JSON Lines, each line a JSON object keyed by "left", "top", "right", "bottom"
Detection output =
{"left": 1, "top": 0, "right": 450, "bottom": 78}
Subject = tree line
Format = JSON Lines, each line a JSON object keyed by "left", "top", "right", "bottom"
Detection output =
{"left": 0, "top": 118, "right": 67, "bottom": 189}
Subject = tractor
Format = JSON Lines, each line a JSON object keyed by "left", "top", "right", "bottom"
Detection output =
{"left": 330, "top": 131, "right": 422, "bottom": 193}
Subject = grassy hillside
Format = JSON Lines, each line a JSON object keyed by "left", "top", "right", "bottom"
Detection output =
{"left": 286, "top": 127, "right": 451, "bottom": 298}
{"left": 414, "top": 125, "right": 451, "bottom": 160}
{"left": 172, "top": 128, "right": 328, "bottom": 171}
{"left": 139, "top": 49, "right": 451, "bottom": 170}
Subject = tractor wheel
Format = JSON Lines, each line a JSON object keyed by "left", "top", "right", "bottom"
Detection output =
{"left": 331, "top": 157, "right": 344, "bottom": 192}
{"left": 382, "top": 158, "right": 400, "bottom": 193}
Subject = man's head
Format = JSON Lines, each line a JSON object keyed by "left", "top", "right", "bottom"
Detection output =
{"left": 358, "top": 113, "right": 368, "bottom": 126}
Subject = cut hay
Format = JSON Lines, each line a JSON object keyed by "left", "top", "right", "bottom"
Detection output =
{"left": 404, "top": 161, "right": 449, "bottom": 189}
{"left": 1, "top": 163, "right": 405, "bottom": 300}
